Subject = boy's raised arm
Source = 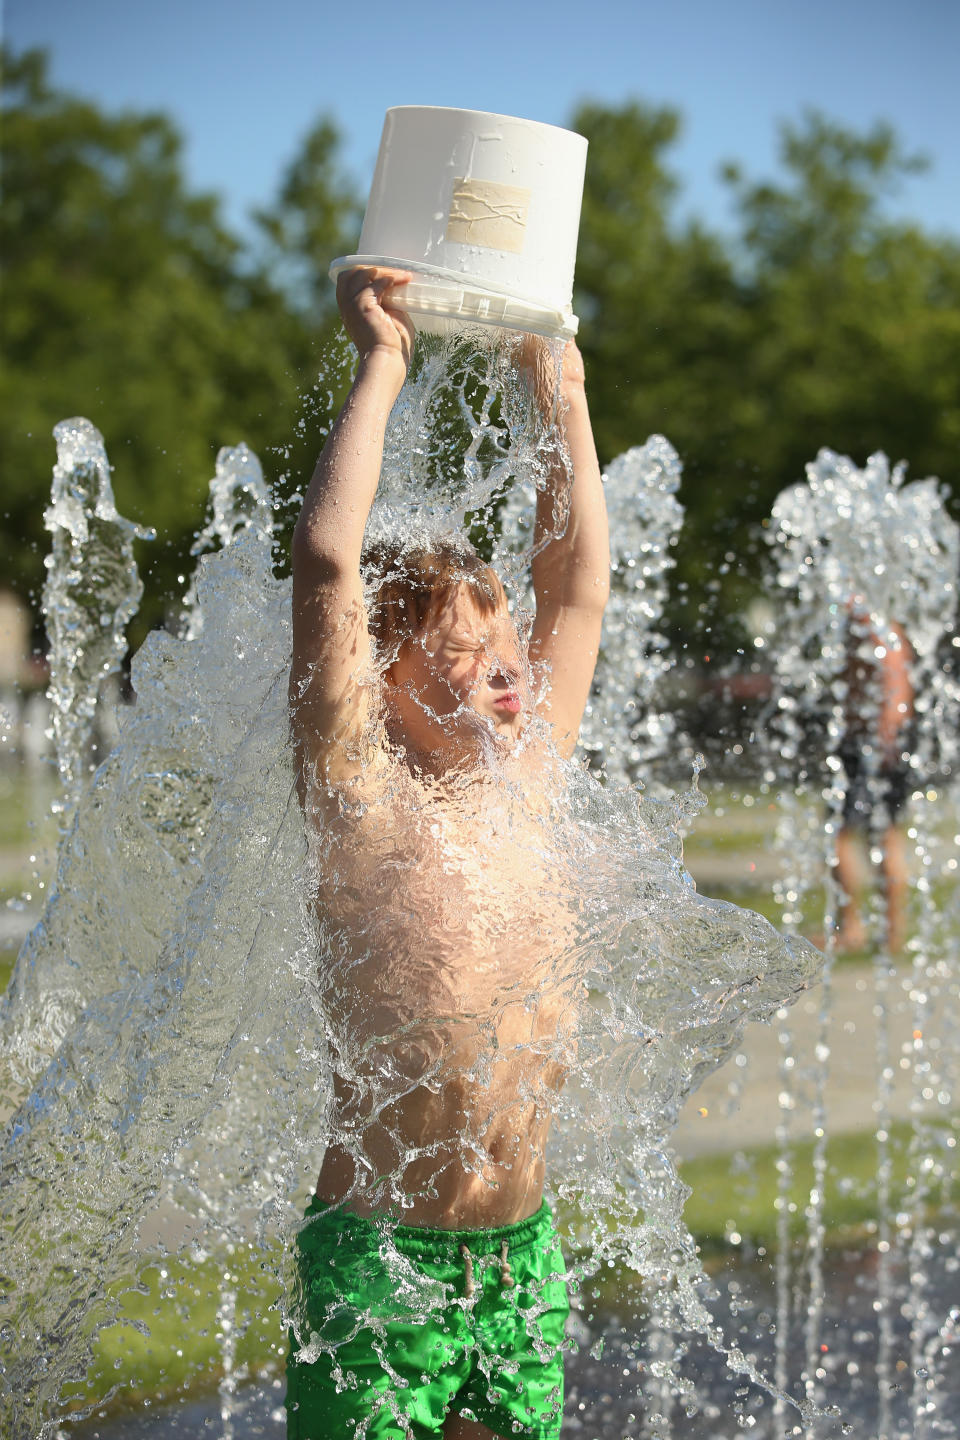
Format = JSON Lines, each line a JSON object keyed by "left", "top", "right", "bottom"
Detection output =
{"left": 527, "top": 341, "right": 610, "bottom": 756}
{"left": 289, "top": 268, "right": 413, "bottom": 781}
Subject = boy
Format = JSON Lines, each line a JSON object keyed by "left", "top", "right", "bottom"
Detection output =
{"left": 286, "top": 265, "right": 609, "bottom": 1439}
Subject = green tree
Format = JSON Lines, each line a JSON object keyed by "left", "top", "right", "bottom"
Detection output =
{"left": 249, "top": 113, "right": 365, "bottom": 557}
{"left": 724, "top": 112, "right": 960, "bottom": 508}
{"left": 571, "top": 102, "right": 960, "bottom": 648}
{"left": 574, "top": 99, "right": 749, "bottom": 463}
{"left": 571, "top": 100, "right": 755, "bottom": 641}
{"left": 0, "top": 48, "right": 358, "bottom": 642}
{"left": 253, "top": 114, "right": 362, "bottom": 326}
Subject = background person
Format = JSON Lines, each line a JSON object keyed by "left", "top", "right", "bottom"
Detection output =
{"left": 835, "top": 610, "right": 915, "bottom": 954}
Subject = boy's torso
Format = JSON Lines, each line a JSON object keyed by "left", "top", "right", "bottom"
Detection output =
{"left": 307, "top": 743, "right": 580, "bottom": 1228}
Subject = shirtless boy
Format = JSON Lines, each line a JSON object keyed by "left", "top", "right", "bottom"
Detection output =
{"left": 286, "top": 266, "right": 609, "bottom": 1439}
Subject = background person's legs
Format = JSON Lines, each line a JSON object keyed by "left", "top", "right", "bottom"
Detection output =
{"left": 835, "top": 819, "right": 908, "bottom": 955}
{"left": 881, "top": 822, "right": 908, "bottom": 954}
{"left": 835, "top": 824, "right": 867, "bottom": 952}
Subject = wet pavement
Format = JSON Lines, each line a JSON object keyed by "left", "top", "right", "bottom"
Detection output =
{"left": 672, "top": 958, "right": 923, "bottom": 1159}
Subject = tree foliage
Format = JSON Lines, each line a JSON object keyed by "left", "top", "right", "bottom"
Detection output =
{"left": 0, "top": 48, "right": 353, "bottom": 640}
{"left": 722, "top": 112, "right": 960, "bottom": 509}
{"left": 572, "top": 102, "right": 960, "bottom": 644}
{"left": 253, "top": 115, "right": 362, "bottom": 325}
{"left": 2, "top": 50, "right": 957, "bottom": 656}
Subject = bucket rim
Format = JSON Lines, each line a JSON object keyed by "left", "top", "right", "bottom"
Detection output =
{"left": 328, "top": 254, "right": 579, "bottom": 340}
{"left": 379, "top": 104, "right": 587, "bottom": 146}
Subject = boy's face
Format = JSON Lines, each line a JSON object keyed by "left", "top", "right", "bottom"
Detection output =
{"left": 385, "top": 584, "right": 530, "bottom": 758}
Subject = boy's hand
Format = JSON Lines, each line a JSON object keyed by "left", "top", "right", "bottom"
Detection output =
{"left": 336, "top": 266, "right": 416, "bottom": 377}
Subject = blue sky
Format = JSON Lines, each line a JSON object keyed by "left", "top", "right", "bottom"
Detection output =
{"left": 7, "top": 0, "right": 959, "bottom": 242}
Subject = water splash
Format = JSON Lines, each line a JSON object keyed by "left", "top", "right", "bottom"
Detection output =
{"left": 0, "top": 430, "right": 320, "bottom": 1435}
{"left": 368, "top": 331, "right": 558, "bottom": 557}
{"left": 765, "top": 447, "right": 959, "bottom": 1437}
{"left": 1, "top": 356, "right": 825, "bottom": 1437}
{"left": 183, "top": 441, "right": 273, "bottom": 635}
{"left": 42, "top": 418, "right": 154, "bottom": 816}
{"left": 579, "top": 436, "right": 684, "bottom": 782}
{"left": 769, "top": 447, "right": 956, "bottom": 677}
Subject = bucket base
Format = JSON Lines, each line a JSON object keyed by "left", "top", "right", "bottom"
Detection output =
{"left": 329, "top": 255, "right": 578, "bottom": 341}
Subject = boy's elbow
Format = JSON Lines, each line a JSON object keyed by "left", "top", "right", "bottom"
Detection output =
{"left": 575, "top": 565, "right": 610, "bottom": 617}
{"left": 593, "top": 569, "right": 611, "bottom": 614}
{"left": 291, "top": 523, "right": 348, "bottom": 587}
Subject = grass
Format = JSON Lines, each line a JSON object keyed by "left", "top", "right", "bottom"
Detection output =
{"left": 695, "top": 875, "right": 960, "bottom": 961}
{"left": 0, "top": 954, "right": 15, "bottom": 994}
{"left": 678, "top": 1116, "right": 952, "bottom": 1255}
{"left": 0, "top": 766, "right": 58, "bottom": 990}
{"left": 683, "top": 784, "right": 781, "bottom": 855}
{"left": 1, "top": 880, "right": 45, "bottom": 994}
{"left": 0, "top": 766, "right": 58, "bottom": 853}
{"left": 61, "top": 1248, "right": 286, "bottom": 1421}
{"left": 1, "top": 881, "right": 30, "bottom": 994}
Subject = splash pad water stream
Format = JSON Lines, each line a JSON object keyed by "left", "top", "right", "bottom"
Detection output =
{"left": 0, "top": 327, "right": 955, "bottom": 1440}
{"left": 762, "top": 450, "right": 960, "bottom": 1439}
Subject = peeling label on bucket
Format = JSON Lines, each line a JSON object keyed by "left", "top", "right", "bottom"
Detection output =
{"left": 446, "top": 178, "right": 531, "bottom": 253}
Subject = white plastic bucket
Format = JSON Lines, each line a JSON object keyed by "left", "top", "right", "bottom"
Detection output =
{"left": 329, "top": 107, "right": 587, "bottom": 339}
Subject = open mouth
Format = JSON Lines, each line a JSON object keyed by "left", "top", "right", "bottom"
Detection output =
{"left": 493, "top": 692, "right": 523, "bottom": 715}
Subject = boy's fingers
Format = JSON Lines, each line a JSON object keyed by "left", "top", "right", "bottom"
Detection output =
{"left": 373, "top": 270, "right": 413, "bottom": 300}
{"left": 338, "top": 266, "right": 412, "bottom": 303}
{"left": 338, "top": 267, "right": 379, "bottom": 305}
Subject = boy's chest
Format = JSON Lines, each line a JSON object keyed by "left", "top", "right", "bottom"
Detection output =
{"left": 322, "top": 782, "right": 575, "bottom": 1009}
{"left": 387, "top": 793, "right": 561, "bottom": 943}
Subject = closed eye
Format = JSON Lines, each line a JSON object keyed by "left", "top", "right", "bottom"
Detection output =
{"left": 447, "top": 636, "right": 488, "bottom": 656}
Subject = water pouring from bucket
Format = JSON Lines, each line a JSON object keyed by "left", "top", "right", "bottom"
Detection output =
{"left": 329, "top": 107, "right": 587, "bottom": 340}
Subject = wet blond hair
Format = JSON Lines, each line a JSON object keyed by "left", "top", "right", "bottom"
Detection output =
{"left": 363, "top": 540, "right": 506, "bottom": 660}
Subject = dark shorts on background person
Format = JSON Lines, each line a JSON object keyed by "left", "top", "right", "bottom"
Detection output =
{"left": 285, "top": 1197, "right": 569, "bottom": 1439}
{"left": 839, "top": 739, "right": 910, "bottom": 831}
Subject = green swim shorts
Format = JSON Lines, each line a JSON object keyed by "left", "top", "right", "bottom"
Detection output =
{"left": 285, "top": 1197, "right": 569, "bottom": 1439}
